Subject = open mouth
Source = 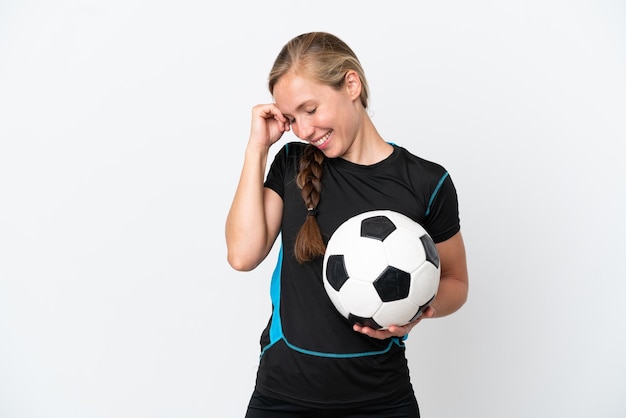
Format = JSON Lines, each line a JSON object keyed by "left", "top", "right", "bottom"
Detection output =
{"left": 312, "top": 131, "right": 332, "bottom": 148}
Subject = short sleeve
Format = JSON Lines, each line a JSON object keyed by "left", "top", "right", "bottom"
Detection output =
{"left": 423, "top": 172, "right": 460, "bottom": 243}
{"left": 264, "top": 142, "right": 303, "bottom": 200}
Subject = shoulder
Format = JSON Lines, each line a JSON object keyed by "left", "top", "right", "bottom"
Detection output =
{"left": 268, "top": 141, "right": 308, "bottom": 170}
{"left": 281, "top": 141, "right": 308, "bottom": 157}
{"left": 392, "top": 144, "right": 449, "bottom": 179}
{"left": 265, "top": 142, "right": 308, "bottom": 191}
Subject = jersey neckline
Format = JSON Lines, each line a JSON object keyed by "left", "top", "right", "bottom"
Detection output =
{"left": 326, "top": 144, "right": 401, "bottom": 173}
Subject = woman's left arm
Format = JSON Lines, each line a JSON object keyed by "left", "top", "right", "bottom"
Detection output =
{"left": 428, "top": 231, "right": 469, "bottom": 317}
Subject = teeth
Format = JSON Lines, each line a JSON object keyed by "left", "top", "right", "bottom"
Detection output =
{"left": 313, "top": 131, "right": 331, "bottom": 147}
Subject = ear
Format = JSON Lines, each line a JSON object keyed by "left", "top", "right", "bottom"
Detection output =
{"left": 344, "top": 70, "right": 362, "bottom": 102}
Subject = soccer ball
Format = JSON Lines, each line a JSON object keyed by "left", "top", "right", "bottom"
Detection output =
{"left": 322, "top": 210, "right": 440, "bottom": 330}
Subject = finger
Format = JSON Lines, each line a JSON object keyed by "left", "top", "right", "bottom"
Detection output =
{"left": 353, "top": 324, "right": 394, "bottom": 340}
{"left": 274, "top": 115, "right": 291, "bottom": 132}
{"left": 261, "top": 106, "right": 290, "bottom": 134}
{"left": 254, "top": 103, "right": 287, "bottom": 123}
{"left": 386, "top": 325, "right": 409, "bottom": 338}
{"left": 273, "top": 115, "right": 289, "bottom": 132}
{"left": 273, "top": 111, "right": 288, "bottom": 125}
{"left": 353, "top": 324, "right": 376, "bottom": 337}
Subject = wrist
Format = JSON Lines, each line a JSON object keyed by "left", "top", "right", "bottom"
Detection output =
{"left": 245, "top": 140, "right": 272, "bottom": 156}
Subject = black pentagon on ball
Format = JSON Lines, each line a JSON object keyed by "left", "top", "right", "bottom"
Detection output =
{"left": 420, "top": 234, "right": 440, "bottom": 268}
{"left": 360, "top": 215, "right": 397, "bottom": 241}
{"left": 326, "top": 254, "right": 350, "bottom": 291}
{"left": 373, "top": 266, "right": 411, "bottom": 302}
{"left": 348, "top": 314, "right": 383, "bottom": 330}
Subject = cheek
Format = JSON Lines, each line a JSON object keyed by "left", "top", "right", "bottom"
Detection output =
{"left": 316, "top": 111, "right": 338, "bottom": 129}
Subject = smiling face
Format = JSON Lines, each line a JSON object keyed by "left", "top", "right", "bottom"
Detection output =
{"left": 272, "top": 70, "right": 365, "bottom": 159}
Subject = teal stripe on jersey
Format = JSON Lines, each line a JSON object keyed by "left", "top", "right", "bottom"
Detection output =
{"left": 283, "top": 337, "right": 404, "bottom": 358}
{"left": 268, "top": 244, "right": 284, "bottom": 344}
{"left": 425, "top": 172, "right": 449, "bottom": 217}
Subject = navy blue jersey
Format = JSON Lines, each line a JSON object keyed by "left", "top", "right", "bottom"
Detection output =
{"left": 255, "top": 141, "right": 460, "bottom": 408}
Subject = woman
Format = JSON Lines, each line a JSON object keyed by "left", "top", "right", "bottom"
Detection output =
{"left": 226, "top": 31, "right": 468, "bottom": 418}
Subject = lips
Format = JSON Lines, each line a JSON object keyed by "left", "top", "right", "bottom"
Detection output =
{"left": 312, "top": 131, "right": 332, "bottom": 148}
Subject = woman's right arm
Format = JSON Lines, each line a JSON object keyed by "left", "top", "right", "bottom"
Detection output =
{"left": 225, "top": 104, "right": 290, "bottom": 271}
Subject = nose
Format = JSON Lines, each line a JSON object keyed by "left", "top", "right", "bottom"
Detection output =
{"left": 293, "top": 120, "right": 315, "bottom": 141}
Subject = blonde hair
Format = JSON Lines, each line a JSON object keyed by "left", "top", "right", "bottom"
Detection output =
{"left": 268, "top": 32, "right": 370, "bottom": 263}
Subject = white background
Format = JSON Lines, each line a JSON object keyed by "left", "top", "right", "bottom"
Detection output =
{"left": 1, "top": 1, "right": 625, "bottom": 417}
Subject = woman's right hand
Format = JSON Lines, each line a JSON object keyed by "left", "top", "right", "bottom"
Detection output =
{"left": 249, "top": 103, "right": 291, "bottom": 148}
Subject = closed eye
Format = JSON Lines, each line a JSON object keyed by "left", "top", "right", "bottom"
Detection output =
{"left": 285, "top": 107, "right": 316, "bottom": 124}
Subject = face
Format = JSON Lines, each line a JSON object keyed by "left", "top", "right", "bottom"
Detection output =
{"left": 272, "top": 71, "right": 364, "bottom": 158}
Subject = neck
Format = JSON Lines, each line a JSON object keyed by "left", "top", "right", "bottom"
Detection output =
{"left": 342, "top": 116, "right": 393, "bottom": 165}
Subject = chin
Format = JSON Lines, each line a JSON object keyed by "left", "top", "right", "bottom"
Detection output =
{"left": 320, "top": 147, "right": 343, "bottom": 159}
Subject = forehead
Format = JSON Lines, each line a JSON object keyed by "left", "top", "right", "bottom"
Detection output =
{"left": 273, "top": 72, "right": 332, "bottom": 113}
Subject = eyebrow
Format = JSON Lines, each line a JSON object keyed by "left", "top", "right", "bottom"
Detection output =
{"left": 295, "top": 100, "right": 316, "bottom": 111}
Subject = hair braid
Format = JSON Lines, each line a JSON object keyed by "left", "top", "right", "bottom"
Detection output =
{"left": 294, "top": 145, "right": 326, "bottom": 263}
